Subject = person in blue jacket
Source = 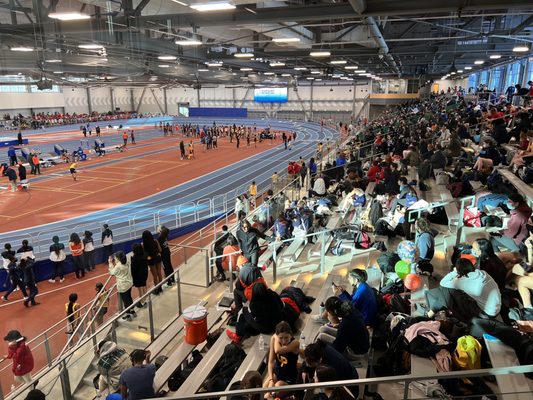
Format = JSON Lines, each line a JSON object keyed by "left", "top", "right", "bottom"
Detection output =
{"left": 415, "top": 218, "right": 435, "bottom": 262}
{"left": 7, "top": 147, "right": 17, "bottom": 166}
{"left": 334, "top": 269, "right": 378, "bottom": 326}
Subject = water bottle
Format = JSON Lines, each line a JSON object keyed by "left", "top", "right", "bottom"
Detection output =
{"left": 300, "top": 333, "right": 306, "bottom": 350}
{"left": 258, "top": 334, "right": 265, "bottom": 351}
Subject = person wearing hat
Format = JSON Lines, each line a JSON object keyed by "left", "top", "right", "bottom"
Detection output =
{"left": 83, "top": 231, "right": 95, "bottom": 273}
{"left": 95, "top": 340, "right": 130, "bottom": 398}
{"left": 229, "top": 256, "right": 264, "bottom": 326}
{"left": 3, "top": 330, "right": 34, "bottom": 384}
{"left": 101, "top": 224, "right": 114, "bottom": 260}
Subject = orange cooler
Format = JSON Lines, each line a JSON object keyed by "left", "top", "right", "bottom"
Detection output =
{"left": 183, "top": 305, "right": 208, "bottom": 345}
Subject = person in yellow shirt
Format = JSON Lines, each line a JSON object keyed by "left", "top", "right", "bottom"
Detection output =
{"left": 249, "top": 181, "right": 257, "bottom": 208}
{"left": 69, "top": 162, "right": 77, "bottom": 181}
{"left": 188, "top": 141, "right": 194, "bottom": 159}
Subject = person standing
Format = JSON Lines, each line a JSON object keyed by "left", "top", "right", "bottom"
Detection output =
{"left": 157, "top": 226, "right": 175, "bottom": 286}
{"left": 93, "top": 282, "right": 109, "bottom": 327}
{"left": 249, "top": 181, "right": 257, "bottom": 209}
{"left": 7, "top": 146, "right": 17, "bottom": 166}
{"left": 2, "top": 256, "right": 27, "bottom": 302}
{"left": 82, "top": 231, "right": 95, "bottom": 272}
{"left": 179, "top": 140, "right": 186, "bottom": 160}
{"left": 188, "top": 140, "right": 194, "bottom": 159}
{"left": 21, "top": 259, "right": 38, "bottom": 307}
{"left": 17, "top": 163, "right": 27, "bottom": 188}
{"left": 109, "top": 251, "right": 136, "bottom": 320}
{"left": 48, "top": 236, "right": 66, "bottom": 283}
{"left": 130, "top": 130, "right": 135, "bottom": 144}
{"left": 65, "top": 293, "right": 80, "bottom": 335}
{"left": 101, "top": 224, "right": 114, "bottom": 260}
{"left": 142, "top": 230, "right": 163, "bottom": 295}
{"left": 131, "top": 244, "right": 148, "bottom": 308}
{"left": 6, "top": 165, "right": 17, "bottom": 193}
{"left": 3, "top": 330, "right": 34, "bottom": 385}
{"left": 236, "top": 220, "right": 266, "bottom": 267}
{"left": 95, "top": 126, "right": 101, "bottom": 137}
{"left": 1, "top": 243, "right": 15, "bottom": 269}
{"left": 213, "top": 225, "right": 230, "bottom": 282}
{"left": 122, "top": 132, "right": 128, "bottom": 146}
{"left": 17, "top": 131, "right": 23, "bottom": 146}
{"left": 69, "top": 233, "right": 85, "bottom": 279}
{"left": 119, "top": 349, "right": 156, "bottom": 400}
{"left": 69, "top": 162, "right": 77, "bottom": 181}
{"left": 31, "top": 154, "right": 40, "bottom": 175}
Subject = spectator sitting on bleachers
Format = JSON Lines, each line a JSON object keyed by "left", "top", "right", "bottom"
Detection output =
{"left": 314, "top": 297, "right": 370, "bottom": 359}
{"left": 312, "top": 364, "right": 355, "bottom": 400}
{"left": 300, "top": 341, "right": 359, "bottom": 398}
{"left": 309, "top": 174, "right": 327, "bottom": 198}
{"left": 415, "top": 218, "right": 435, "bottom": 263}
{"left": 472, "top": 238, "right": 508, "bottom": 290}
{"left": 229, "top": 256, "right": 264, "bottom": 325}
{"left": 327, "top": 269, "right": 378, "bottom": 326}
{"left": 473, "top": 139, "right": 500, "bottom": 172}
{"left": 95, "top": 340, "right": 131, "bottom": 398}
{"left": 229, "top": 371, "right": 263, "bottom": 400}
{"left": 272, "top": 213, "right": 293, "bottom": 241}
{"left": 220, "top": 236, "right": 240, "bottom": 282}
{"left": 264, "top": 321, "right": 300, "bottom": 394}
{"left": 424, "top": 258, "right": 501, "bottom": 322}
{"left": 491, "top": 193, "right": 532, "bottom": 253}
{"left": 226, "top": 283, "right": 284, "bottom": 344}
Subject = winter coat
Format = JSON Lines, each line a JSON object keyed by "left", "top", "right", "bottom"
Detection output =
{"left": 7, "top": 339, "right": 34, "bottom": 376}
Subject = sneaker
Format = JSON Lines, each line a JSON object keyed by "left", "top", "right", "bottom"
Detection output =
{"left": 226, "top": 329, "right": 241, "bottom": 344}
{"left": 60, "top": 278, "right": 65, "bottom": 283}
{"left": 228, "top": 315, "right": 238, "bottom": 326}
{"left": 260, "top": 264, "right": 267, "bottom": 271}
{"left": 130, "top": 311, "right": 137, "bottom": 318}
{"left": 122, "top": 315, "right": 132, "bottom": 321}
{"left": 48, "top": 279, "right": 55, "bottom": 283}
{"left": 2, "top": 296, "right": 7, "bottom": 302}
{"left": 215, "top": 274, "right": 226, "bottom": 282}
{"left": 312, "top": 314, "right": 328, "bottom": 324}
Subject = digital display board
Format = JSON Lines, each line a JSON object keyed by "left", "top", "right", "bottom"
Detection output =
{"left": 254, "top": 87, "right": 288, "bottom": 103}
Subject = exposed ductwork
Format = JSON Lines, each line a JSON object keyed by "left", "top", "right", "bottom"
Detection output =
{"left": 347, "top": 0, "right": 401, "bottom": 75}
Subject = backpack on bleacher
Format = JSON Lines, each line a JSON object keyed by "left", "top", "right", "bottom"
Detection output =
{"left": 354, "top": 229, "right": 371, "bottom": 249}
{"left": 518, "top": 166, "right": 533, "bottom": 184}
{"left": 453, "top": 335, "right": 482, "bottom": 370}
{"left": 201, "top": 343, "right": 246, "bottom": 393}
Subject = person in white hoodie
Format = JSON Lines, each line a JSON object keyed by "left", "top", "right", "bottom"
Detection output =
{"left": 424, "top": 258, "right": 501, "bottom": 321}
{"left": 108, "top": 251, "right": 136, "bottom": 320}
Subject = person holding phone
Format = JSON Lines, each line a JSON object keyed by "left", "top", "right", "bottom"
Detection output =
{"left": 108, "top": 252, "right": 136, "bottom": 321}
{"left": 119, "top": 349, "right": 155, "bottom": 400}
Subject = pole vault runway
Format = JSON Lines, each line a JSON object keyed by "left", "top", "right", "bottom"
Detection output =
{"left": 0, "top": 118, "right": 338, "bottom": 258}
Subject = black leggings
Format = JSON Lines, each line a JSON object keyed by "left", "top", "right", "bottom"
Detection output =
{"left": 72, "top": 256, "right": 85, "bottom": 278}
{"left": 120, "top": 288, "right": 135, "bottom": 315}
{"left": 51, "top": 261, "right": 64, "bottom": 280}
{"left": 4, "top": 278, "right": 28, "bottom": 299}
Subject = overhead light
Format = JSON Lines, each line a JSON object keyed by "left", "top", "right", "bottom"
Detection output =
{"left": 234, "top": 52, "right": 254, "bottom": 58}
{"left": 272, "top": 38, "right": 301, "bottom": 43}
{"left": 457, "top": 69, "right": 463, "bottom": 73}
{"left": 344, "top": 66, "right": 359, "bottom": 70}
{"left": 158, "top": 64, "right": 170, "bottom": 68}
{"left": 175, "top": 39, "right": 202, "bottom": 46}
{"left": 310, "top": 51, "right": 330, "bottom": 57}
{"left": 330, "top": 60, "right": 347, "bottom": 65}
{"left": 264, "top": 72, "right": 275, "bottom": 75}
{"left": 355, "top": 70, "right": 366, "bottom": 74}
{"left": 294, "top": 67, "right": 307, "bottom": 71}
{"left": 270, "top": 62, "right": 285, "bottom": 67}
{"left": 306, "top": 77, "right": 315, "bottom": 80}
{"left": 11, "top": 46, "right": 33, "bottom": 52}
{"left": 474, "top": 60, "right": 484, "bottom": 65}
{"left": 197, "top": 68, "right": 209, "bottom": 72}
{"left": 281, "top": 73, "right": 291, "bottom": 77}
{"left": 206, "top": 62, "right": 223, "bottom": 67}
{"left": 190, "top": 2, "right": 236, "bottom": 11}
{"left": 513, "top": 45, "right": 529, "bottom": 52}
{"left": 310, "top": 70, "right": 321, "bottom": 74}
{"left": 48, "top": 12, "right": 90, "bottom": 21}
{"left": 450, "top": 72, "right": 456, "bottom": 75}
{"left": 315, "top": 78, "right": 322, "bottom": 81}
{"left": 465, "top": 66, "right": 472, "bottom": 70}
{"left": 340, "top": 77, "right": 348, "bottom": 80}
{"left": 78, "top": 43, "right": 104, "bottom": 49}
{"left": 171, "top": 0, "right": 189, "bottom": 5}
{"left": 489, "top": 54, "right": 501, "bottom": 59}
{"left": 158, "top": 55, "right": 177, "bottom": 60}
{"left": 45, "top": 59, "right": 62, "bottom": 63}
{"left": 240, "top": 67, "right": 253, "bottom": 71}
{"left": 52, "top": 71, "right": 64, "bottom": 74}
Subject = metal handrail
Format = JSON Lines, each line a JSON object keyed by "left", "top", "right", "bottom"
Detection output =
{"left": 152, "top": 364, "right": 533, "bottom": 400}
{"left": 4, "top": 267, "right": 182, "bottom": 400}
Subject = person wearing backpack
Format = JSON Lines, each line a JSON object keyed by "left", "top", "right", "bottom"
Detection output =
{"left": 95, "top": 340, "right": 130, "bottom": 398}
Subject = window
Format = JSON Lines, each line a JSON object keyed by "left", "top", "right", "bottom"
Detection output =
{"left": 489, "top": 68, "right": 503, "bottom": 93}
{"left": 30, "top": 85, "right": 61, "bottom": 93}
{"left": 407, "top": 79, "right": 418, "bottom": 93}
{"left": 0, "top": 75, "right": 28, "bottom": 92}
{"left": 527, "top": 60, "right": 533, "bottom": 84}
{"left": 505, "top": 62, "right": 522, "bottom": 88}
{"left": 479, "top": 70, "right": 489, "bottom": 86}
{"left": 468, "top": 74, "right": 477, "bottom": 91}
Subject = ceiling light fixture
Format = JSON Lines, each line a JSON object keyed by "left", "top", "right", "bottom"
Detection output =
{"left": 234, "top": 52, "right": 254, "bottom": 58}
{"left": 10, "top": 46, "right": 33, "bottom": 52}
{"left": 78, "top": 43, "right": 104, "bottom": 49}
{"left": 45, "top": 59, "right": 62, "bottom": 63}
{"left": 355, "top": 70, "right": 366, "bottom": 74}
{"left": 52, "top": 71, "right": 64, "bottom": 74}
{"left": 206, "top": 62, "right": 223, "bottom": 66}
{"left": 310, "top": 51, "right": 330, "bottom": 57}
{"left": 457, "top": 69, "right": 463, "bottom": 73}
{"left": 170, "top": 0, "right": 189, "bottom": 5}
{"left": 489, "top": 54, "right": 501, "bottom": 59}
{"left": 48, "top": 12, "right": 90, "bottom": 21}
{"left": 306, "top": 77, "right": 315, "bottom": 80}
{"left": 189, "top": 2, "right": 236, "bottom": 11}
{"left": 294, "top": 67, "right": 307, "bottom": 71}
{"left": 513, "top": 45, "right": 530, "bottom": 52}
{"left": 175, "top": 39, "right": 202, "bottom": 46}
{"left": 272, "top": 38, "right": 301, "bottom": 43}
{"left": 158, "top": 64, "right": 170, "bottom": 68}
{"left": 310, "top": 70, "right": 321, "bottom": 74}
{"left": 344, "top": 66, "right": 359, "bottom": 70}
{"left": 270, "top": 62, "right": 285, "bottom": 67}
{"left": 281, "top": 73, "right": 291, "bottom": 77}
{"left": 240, "top": 67, "right": 253, "bottom": 71}
{"left": 158, "top": 55, "right": 177, "bottom": 60}
{"left": 197, "top": 68, "right": 209, "bottom": 72}
{"left": 474, "top": 60, "right": 484, "bottom": 65}
{"left": 264, "top": 72, "right": 275, "bottom": 75}
{"left": 330, "top": 60, "right": 347, "bottom": 65}
{"left": 465, "top": 66, "right": 472, "bottom": 70}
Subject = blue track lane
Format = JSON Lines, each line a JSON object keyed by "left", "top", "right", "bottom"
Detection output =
{"left": 0, "top": 118, "right": 338, "bottom": 256}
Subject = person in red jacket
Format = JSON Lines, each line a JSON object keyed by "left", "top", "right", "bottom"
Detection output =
{"left": 366, "top": 160, "right": 382, "bottom": 182}
{"left": 3, "top": 330, "right": 34, "bottom": 384}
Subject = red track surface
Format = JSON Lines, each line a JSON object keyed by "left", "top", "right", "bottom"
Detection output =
{"left": 0, "top": 130, "right": 282, "bottom": 393}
